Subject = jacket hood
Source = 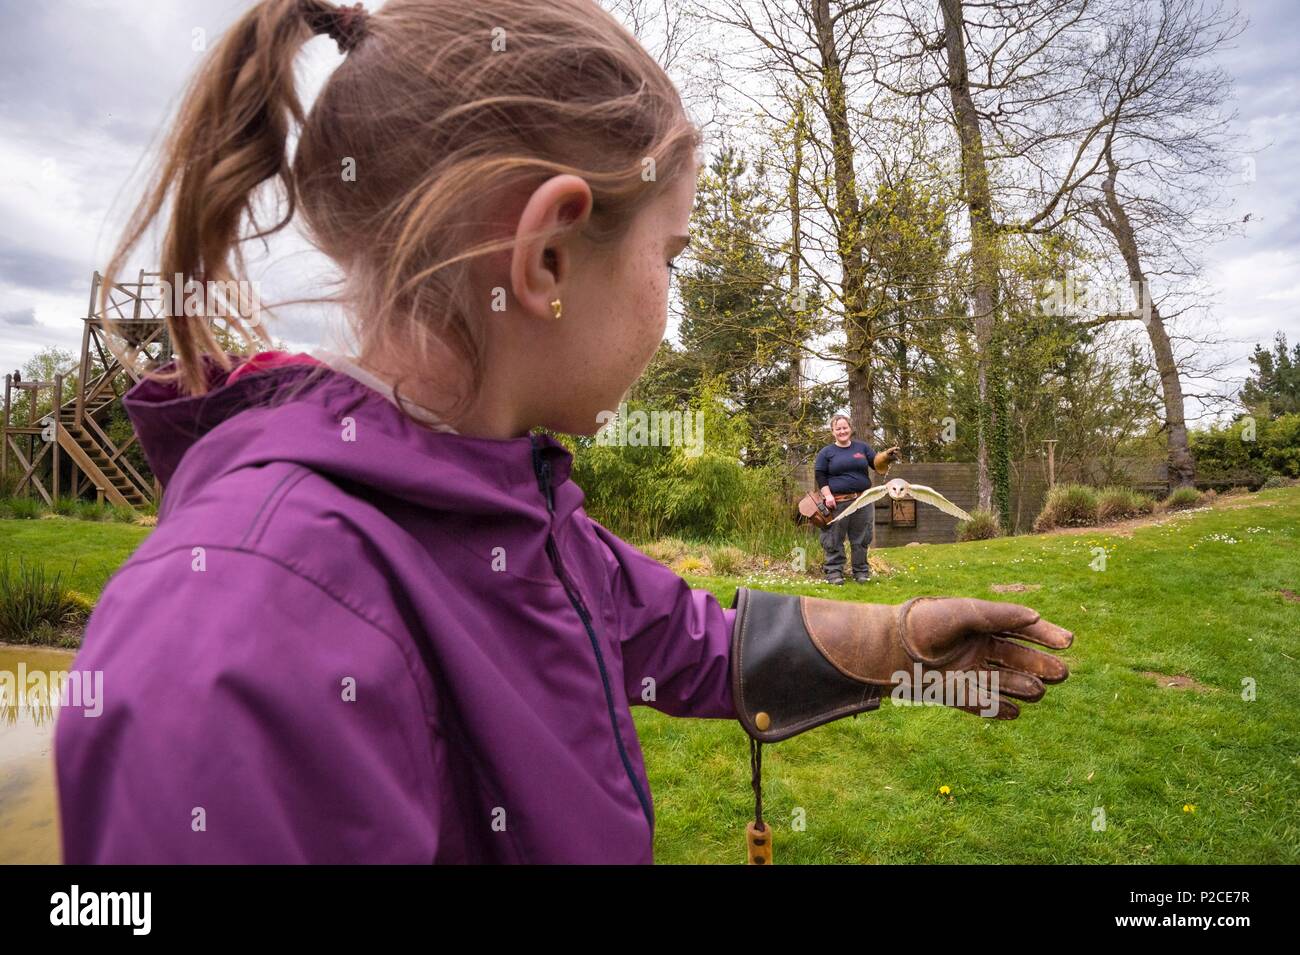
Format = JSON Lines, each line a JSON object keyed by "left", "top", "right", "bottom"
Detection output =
{"left": 122, "top": 353, "right": 578, "bottom": 524}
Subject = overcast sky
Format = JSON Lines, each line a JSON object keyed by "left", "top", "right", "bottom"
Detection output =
{"left": 1, "top": 0, "right": 1294, "bottom": 411}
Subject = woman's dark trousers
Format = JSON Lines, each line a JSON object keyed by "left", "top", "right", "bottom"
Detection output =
{"left": 819, "top": 502, "right": 874, "bottom": 581}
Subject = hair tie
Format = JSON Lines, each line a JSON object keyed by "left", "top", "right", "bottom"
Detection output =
{"left": 303, "top": 1, "right": 370, "bottom": 55}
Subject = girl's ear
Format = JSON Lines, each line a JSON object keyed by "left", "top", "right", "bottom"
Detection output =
{"left": 510, "top": 175, "right": 593, "bottom": 322}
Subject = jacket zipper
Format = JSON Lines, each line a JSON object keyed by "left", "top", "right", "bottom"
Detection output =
{"left": 530, "top": 435, "right": 655, "bottom": 833}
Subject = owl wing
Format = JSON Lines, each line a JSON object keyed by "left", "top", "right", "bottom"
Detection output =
{"left": 906, "top": 483, "right": 973, "bottom": 521}
{"left": 828, "top": 484, "right": 889, "bottom": 523}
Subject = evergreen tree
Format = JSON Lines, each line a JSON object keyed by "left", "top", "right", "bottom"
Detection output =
{"left": 1240, "top": 332, "right": 1300, "bottom": 418}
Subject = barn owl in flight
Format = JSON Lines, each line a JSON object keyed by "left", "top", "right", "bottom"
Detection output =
{"left": 829, "top": 478, "right": 973, "bottom": 524}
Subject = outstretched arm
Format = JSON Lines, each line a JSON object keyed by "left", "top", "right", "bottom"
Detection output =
{"left": 587, "top": 518, "right": 735, "bottom": 719}
{"left": 584, "top": 518, "right": 1073, "bottom": 740}
{"left": 730, "top": 588, "right": 1073, "bottom": 741}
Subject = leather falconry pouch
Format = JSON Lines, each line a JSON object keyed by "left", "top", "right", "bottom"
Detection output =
{"left": 796, "top": 490, "right": 833, "bottom": 528}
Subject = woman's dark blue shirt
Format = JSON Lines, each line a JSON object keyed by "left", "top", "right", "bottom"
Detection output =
{"left": 814, "top": 440, "right": 880, "bottom": 494}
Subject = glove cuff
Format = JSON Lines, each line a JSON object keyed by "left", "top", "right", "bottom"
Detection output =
{"left": 730, "top": 587, "right": 888, "bottom": 742}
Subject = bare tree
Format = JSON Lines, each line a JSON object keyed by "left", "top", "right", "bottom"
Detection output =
{"left": 660, "top": 0, "right": 1246, "bottom": 507}
{"left": 605, "top": 0, "right": 702, "bottom": 75}
{"left": 1074, "top": 0, "right": 1246, "bottom": 487}
{"left": 874, "top": 0, "right": 1172, "bottom": 516}
{"left": 683, "top": 0, "right": 920, "bottom": 443}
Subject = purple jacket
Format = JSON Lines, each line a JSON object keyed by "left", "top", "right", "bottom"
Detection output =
{"left": 56, "top": 356, "right": 738, "bottom": 863}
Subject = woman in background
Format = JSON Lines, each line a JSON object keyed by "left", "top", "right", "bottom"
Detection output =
{"left": 813, "top": 414, "right": 899, "bottom": 584}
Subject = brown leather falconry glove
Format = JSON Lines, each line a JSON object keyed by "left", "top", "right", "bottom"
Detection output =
{"left": 873, "top": 446, "right": 902, "bottom": 472}
{"left": 730, "top": 588, "right": 1073, "bottom": 742}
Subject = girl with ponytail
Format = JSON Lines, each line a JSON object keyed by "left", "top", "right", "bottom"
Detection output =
{"left": 57, "top": 0, "right": 1073, "bottom": 863}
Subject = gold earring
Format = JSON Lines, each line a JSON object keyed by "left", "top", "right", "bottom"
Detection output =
{"left": 550, "top": 298, "right": 563, "bottom": 320}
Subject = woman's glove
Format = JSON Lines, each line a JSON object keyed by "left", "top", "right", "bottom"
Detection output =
{"left": 729, "top": 588, "right": 1072, "bottom": 742}
{"left": 873, "top": 446, "right": 902, "bottom": 471}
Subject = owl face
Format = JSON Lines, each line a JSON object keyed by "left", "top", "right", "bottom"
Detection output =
{"left": 885, "top": 479, "right": 911, "bottom": 499}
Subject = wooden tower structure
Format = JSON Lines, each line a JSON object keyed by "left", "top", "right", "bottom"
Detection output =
{"left": 2, "top": 270, "right": 171, "bottom": 509}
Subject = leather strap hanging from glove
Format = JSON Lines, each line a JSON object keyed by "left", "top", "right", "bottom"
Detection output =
{"left": 729, "top": 587, "right": 1073, "bottom": 862}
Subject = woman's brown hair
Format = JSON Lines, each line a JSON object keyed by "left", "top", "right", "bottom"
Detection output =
{"left": 101, "top": 0, "right": 702, "bottom": 417}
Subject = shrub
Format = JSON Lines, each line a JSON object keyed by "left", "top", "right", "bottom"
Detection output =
{"left": 1262, "top": 475, "right": 1294, "bottom": 490}
{"left": 0, "top": 496, "right": 150, "bottom": 523}
{"left": 74, "top": 500, "right": 107, "bottom": 521}
{"left": 1097, "top": 487, "right": 1156, "bottom": 522}
{"left": 957, "top": 509, "right": 1002, "bottom": 541}
{"left": 65, "top": 590, "right": 96, "bottom": 616}
{"left": 4, "top": 498, "right": 42, "bottom": 520}
{"left": 1190, "top": 412, "right": 1300, "bottom": 483}
{"left": 1162, "top": 486, "right": 1204, "bottom": 511}
{"left": 640, "top": 538, "right": 688, "bottom": 565}
{"left": 0, "top": 555, "right": 87, "bottom": 645}
{"left": 1036, "top": 483, "right": 1099, "bottom": 530}
{"left": 670, "top": 554, "right": 713, "bottom": 576}
{"left": 567, "top": 379, "right": 787, "bottom": 543}
{"left": 707, "top": 545, "right": 746, "bottom": 576}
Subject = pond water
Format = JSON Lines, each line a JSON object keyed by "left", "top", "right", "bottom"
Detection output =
{"left": 0, "top": 644, "right": 74, "bottom": 864}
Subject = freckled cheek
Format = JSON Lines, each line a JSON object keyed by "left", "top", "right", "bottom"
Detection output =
{"left": 600, "top": 265, "right": 664, "bottom": 377}
{"left": 639, "top": 275, "right": 669, "bottom": 354}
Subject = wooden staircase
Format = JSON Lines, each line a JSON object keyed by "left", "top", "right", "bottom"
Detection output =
{"left": 3, "top": 270, "right": 168, "bottom": 511}
{"left": 52, "top": 404, "right": 150, "bottom": 509}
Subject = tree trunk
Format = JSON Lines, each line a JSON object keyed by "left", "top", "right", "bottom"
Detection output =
{"left": 1098, "top": 154, "right": 1196, "bottom": 488}
{"left": 812, "top": 0, "right": 875, "bottom": 440}
{"left": 941, "top": 0, "right": 1003, "bottom": 514}
{"left": 787, "top": 92, "right": 807, "bottom": 488}
{"left": 897, "top": 313, "right": 910, "bottom": 451}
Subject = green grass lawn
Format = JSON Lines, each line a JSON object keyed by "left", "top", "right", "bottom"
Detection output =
{"left": 0, "top": 517, "right": 150, "bottom": 597}
{"left": 643, "top": 488, "right": 1300, "bottom": 864}
{"left": 2, "top": 491, "right": 1296, "bottom": 863}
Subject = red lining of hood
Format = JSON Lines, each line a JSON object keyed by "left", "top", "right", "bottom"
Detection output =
{"left": 226, "top": 350, "right": 323, "bottom": 385}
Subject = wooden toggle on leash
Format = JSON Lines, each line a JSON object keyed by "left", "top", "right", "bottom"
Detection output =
{"left": 745, "top": 736, "right": 773, "bottom": 864}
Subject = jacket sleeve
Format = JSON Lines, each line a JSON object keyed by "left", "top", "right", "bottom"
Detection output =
{"left": 586, "top": 519, "right": 737, "bottom": 720}
{"left": 582, "top": 521, "right": 891, "bottom": 741}
{"left": 55, "top": 547, "right": 441, "bottom": 863}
